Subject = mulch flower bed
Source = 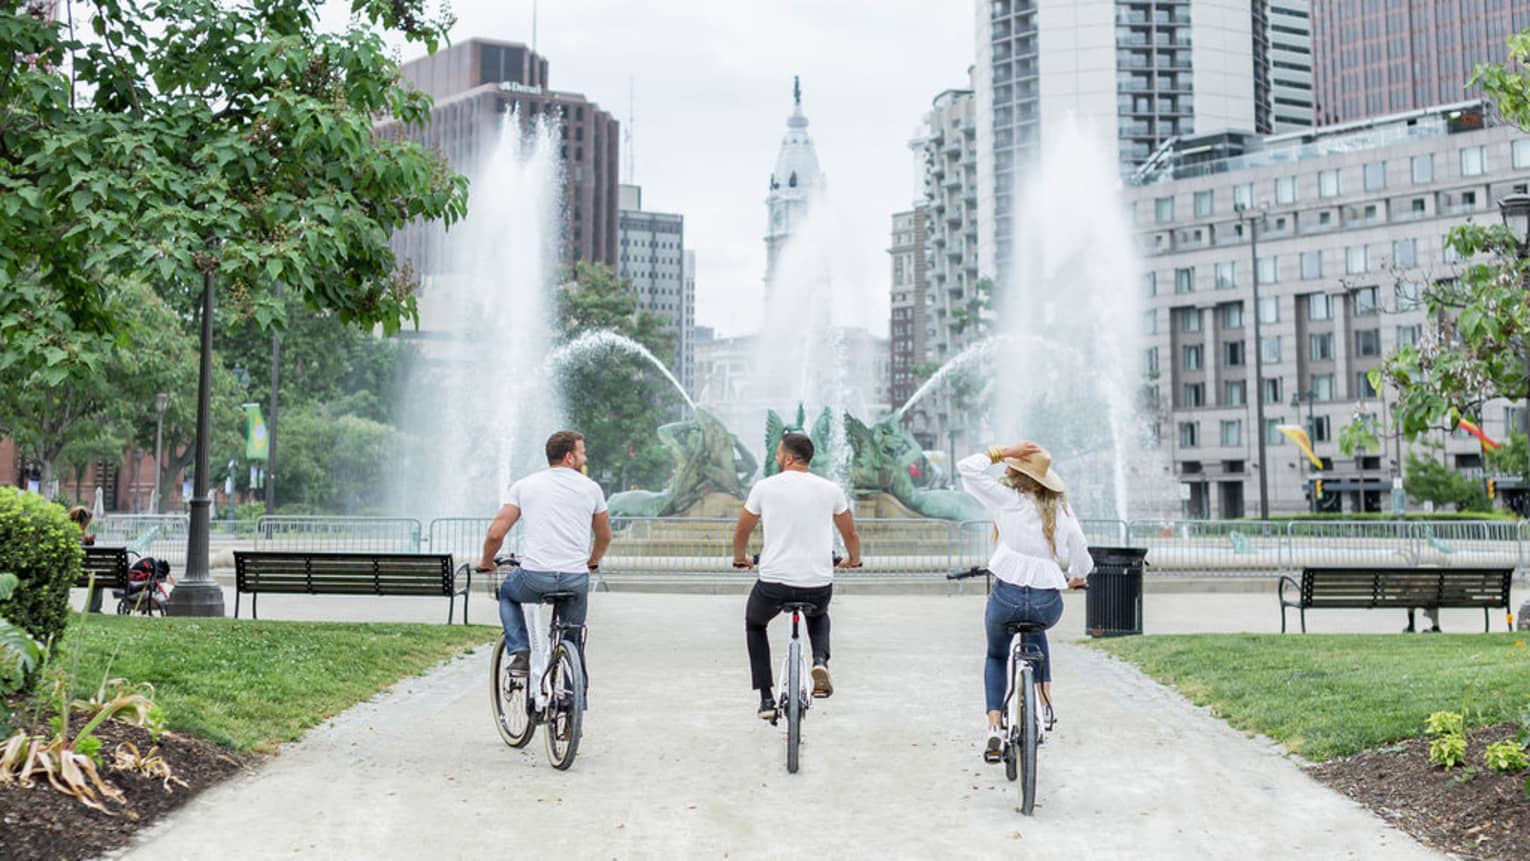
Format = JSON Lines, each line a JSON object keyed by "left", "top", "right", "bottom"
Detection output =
{"left": 0, "top": 716, "right": 252, "bottom": 861}
{"left": 1310, "top": 723, "right": 1530, "bottom": 861}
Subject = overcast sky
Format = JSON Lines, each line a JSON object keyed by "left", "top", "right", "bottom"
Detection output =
{"left": 329, "top": 1, "right": 974, "bottom": 339}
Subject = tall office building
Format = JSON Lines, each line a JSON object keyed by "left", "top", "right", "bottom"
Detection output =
{"left": 374, "top": 38, "right": 620, "bottom": 274}
{"left": 975, "top": 0, "right": 1271, "bottom": 282}
{"left": 1311, "top": 1, "right": 1530, "bottom": 126}
{"left": 617, "top": 184, "right": 694, "bottom": 396}
{"left": 764, "top": 77, "right": 825, "bottom": 293}
{"left": 1268, "top": 0, "right": 1314, "bottom": 131}
{"left": 888, "top": 208, "right": 929, "bottom": 428}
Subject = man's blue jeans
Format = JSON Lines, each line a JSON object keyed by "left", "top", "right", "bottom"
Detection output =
{"left": 983, "top": 581, "right": 1064, "bottom": 712}
{"left": 497, "top": 567, "right": 590, "bottom": 654}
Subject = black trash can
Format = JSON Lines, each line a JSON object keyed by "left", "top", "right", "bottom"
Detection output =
{"left": 1084, "top": 545, "right": 1147, "bottom": 637}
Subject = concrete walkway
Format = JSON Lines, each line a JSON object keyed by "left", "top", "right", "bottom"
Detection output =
{"left": 115, "top": 592, "right": 1447, "bottom": 860}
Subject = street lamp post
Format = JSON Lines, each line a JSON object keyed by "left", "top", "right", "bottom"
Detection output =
{"left": 165, "top": 268, "right": 226, "bottom": 617}
{"left": 1498, "top": 193, "right": 1530, "bottom": 630}
{"left": 152, "top": 392, "right": 167, "bottom": 513}
{"left": 1237, "top": 202, "right": 1271, "bottom": 519}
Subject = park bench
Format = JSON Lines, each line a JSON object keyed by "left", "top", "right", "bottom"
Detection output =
{"left": 1278, "top": 566, "right": 1513, "bottom": 633}
{"left": 75, "top": 546, "right": 132, "bottom": 614}
{"left": 233, "top": 551, "right": 468, "bottom": 624}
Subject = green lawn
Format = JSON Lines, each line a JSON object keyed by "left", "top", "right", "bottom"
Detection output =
{"left": 47, "top": 614, "right": 496, "bottom": 752}
{"left": 1090, "top": 634, "right": 1530, "bottom": 761}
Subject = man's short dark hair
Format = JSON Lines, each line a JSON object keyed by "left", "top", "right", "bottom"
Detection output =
{"left": 780, "top": 432, "right": 814, "bottom": 465}
{"left": 546, "top": 430, "right": 584, "bottom": 464}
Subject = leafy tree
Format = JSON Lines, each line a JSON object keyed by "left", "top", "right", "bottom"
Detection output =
{"left": 1372, "top": 32, "right": 1530, "bottom": 437}
{"left": 271, "top": 402, "right": 399, "bottom": 513}
{"left": 1486, "top": 431, "right": 1530, "bottom": 479}
{"left": 555, "top": 262, "right": 679, "bottom": 493}
{"left": 0, "top": 0, "right": 466, "bottom": 384}
{"left": 1404, "top": 448, "right": 1489, "bottom": 512}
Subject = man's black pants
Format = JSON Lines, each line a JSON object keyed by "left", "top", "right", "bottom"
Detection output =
{"left": 745, "top": 580, "right": 833, "bottom": 693}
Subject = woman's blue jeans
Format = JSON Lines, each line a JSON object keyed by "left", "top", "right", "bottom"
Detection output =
{"left": 983, "top": 581, "right": 1064, "bottom": 712}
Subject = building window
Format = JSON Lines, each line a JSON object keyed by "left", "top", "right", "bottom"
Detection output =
{"left": 1319, "top": 168, "right": 1341, "bottom": 198}
{"left": 1262, "top": 377, "right": 1283, "bottom": 405}
{"left": 1232, "top": 183, "right": 1254, "bottom": 209}
{"left": 1300, "top": 251, "right": 1322, "bottom": 280}
{"left": 1310, "top": 332, "right": 1334, "bottom": 360}
{"left": 1460, "top": 145, "right": 1485, "bottom": 177}
{"left": 1515, "top": 140, "right": 1530, "bottom": 170}
{"left": 1215, "top": 262, "right": 1236, "bottom": 290}
{"left": 1266, "top": 418, "right": 1285, "bottom": 445}
{"left": 1396, "top": 281, "right": 1422, "bottom": 311}
{"left": 1224, "top": 340, "right": 1245, "bottom": 367}
{"left": 1260, "top": 336, "right": 1282, "bottom": 364}
{"left": 1311, "top": 415, "right": 1332, "bottom": 442}
{"left": 1175, "top": 267, "right": 1195, "bottom": 293}
{"left": 1183, "top": 344, "right": 1203, "bottom": 370}
{"left": 1257, "top": 256, "right": 1278, "bottom": 284}
{"left": 1308, "top": 292, "right": 1332, "bottom": 321}
{"left": 1258, "top": 295, "right": 1279, "bottom": 324}
{"left": 1184, "top": 383, "right": 1205, "bottom": 407}
{"left": 1356, "top": 328, "right": 1382, "bottom": 356}
{"left": 1354, "top": 286, "right": 1379, "bottom": 315}
{"left": 1145, "top": 347, "right": 1159, "bottom": 375}
{"left": 1392, "top": 238, "right": 1417, "bottom": 267}
{"left": 1225, "top": 380, "right": 1246, "bottom": 406}
{"left": 1144, "top": 272, "right": 1157, "bottom": 296}
{"left": 1411, "top": 154, "right": 1433, "bottom": 184}
{"left": 1194, "top": 190, "right": 1214, "bottom": 217}
{"left": 1180, "top": 422, "right": 1200, "bottom": 448}
{"left": 1220, "top": 420, "right": 1243, "bottom": 447}
{"left": 1397, "top": 324, "right": 1421, "bottom": 347}
{"left": 1144, "top": 310, "right": 1158, "bottom": 335}
{"left": 1363, "top": 161, "right": 1386, "bottom": 192}
{"left": 1221, "top": 302, "right": 1244, "bottom": 329}
{"left": 1275, "top": 175, "right": 1297, "bottom": 204}
{"left": 1356, "top": 372, "right": 1378, "bottom": 398}
{"left": 1181, "top": 308, "right": 1201, "bottom": 332}
{"left": 1155, "top": 196, "right": 1175, "bottom": 223}
{"left": 1311, "top": 374, "right": 1335, "bottom": 401}
{"left": 1345, "top": 245, "right": 1369, "bottom": 274}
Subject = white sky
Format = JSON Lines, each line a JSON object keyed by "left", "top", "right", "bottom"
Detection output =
{"left": 329, "top": 1, "right": 974, "bottom": 339}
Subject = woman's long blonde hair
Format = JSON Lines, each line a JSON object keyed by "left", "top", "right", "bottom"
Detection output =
{"left": 998, "top": 469, "right": 1071, "bottom": 558}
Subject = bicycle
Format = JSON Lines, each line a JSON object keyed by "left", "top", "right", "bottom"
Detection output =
{"left": 739, "top": 553, "right": 858, "bottom": 774}
{"left": 488, "top": 554, "right": 587, "bottom": 770}
{"left": 948, "top": 565, "right": 1049, "bottom": 815}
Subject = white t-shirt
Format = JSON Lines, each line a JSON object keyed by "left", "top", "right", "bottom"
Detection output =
{"left": 506, "top": 467, "right": 608, "bottom": 572}
{"left": 745, "top": 470, "right": 849, "bottom": 588}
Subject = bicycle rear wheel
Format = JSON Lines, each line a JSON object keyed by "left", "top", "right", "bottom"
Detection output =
{"left": 490, "top": 636, "right": 534, "bottom": 748}
{"left": 1017, "top": 663, "right": 1038, "bottom": 815}
{"left": 786, "top": 640, "right": 802, "bottom": 774}
{"left": 545, "top": 640, "right": 585, "bottom": 770}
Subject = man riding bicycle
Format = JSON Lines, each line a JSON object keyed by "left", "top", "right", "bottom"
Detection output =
{"left": 732, "top": 432, "right": 862, "bottom": 719}
{"left": 477, "top": 430, "right": 611, "bottom": 676}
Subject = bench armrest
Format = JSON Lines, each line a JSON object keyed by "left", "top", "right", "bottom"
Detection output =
{"left": 1278, "top": 574, "right": 1301, "bottom": 606}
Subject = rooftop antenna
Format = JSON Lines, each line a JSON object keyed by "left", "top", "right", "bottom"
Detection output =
{"left": 625, "top": 76, "right": 636, "bottom": 184}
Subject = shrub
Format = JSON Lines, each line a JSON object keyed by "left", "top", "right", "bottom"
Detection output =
{"left": 1429, "top": 733, "right": 1467, "bottom": 768}
{"left": 1484, "top": 740, "right": 1529, "bottom": 774}
{"left": 0, "top": 487, "right": 83, "bottom": 658}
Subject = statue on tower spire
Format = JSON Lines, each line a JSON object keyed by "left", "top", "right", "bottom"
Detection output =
{"left": 793, "top": 75, "right": 801, "bottom": 107}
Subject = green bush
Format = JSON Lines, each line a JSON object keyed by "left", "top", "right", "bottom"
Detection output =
{"left": 0, "top": 487, "right": 83, "bottom": 658}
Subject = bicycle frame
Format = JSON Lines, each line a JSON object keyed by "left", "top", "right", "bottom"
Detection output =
{"left": 775, "top": 608, "right": 812, "bottom": 714}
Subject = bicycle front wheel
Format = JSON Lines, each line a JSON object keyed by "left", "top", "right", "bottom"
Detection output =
{"left": 1017, "top": 663, "right": 1038, "bottom": 815}
{"left": 545, "top": 640, "right": 585, "bottom": 770}
{"left": 490, "top": 635, "right": 534, "bottom": 748}
{"left": 786, "top": 641, "right": 802, "bottom": 774}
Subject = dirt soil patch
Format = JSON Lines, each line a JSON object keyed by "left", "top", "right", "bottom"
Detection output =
{"left": 0, "top": 716, "right": 253, "bottom": 861}
{"left": 1311, "top": 724, "right": 1530, "bottom": 861}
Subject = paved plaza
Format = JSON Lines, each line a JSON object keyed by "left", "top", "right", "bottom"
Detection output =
{"left": 102, "top": 583, "right": 1513, "bottom": 860}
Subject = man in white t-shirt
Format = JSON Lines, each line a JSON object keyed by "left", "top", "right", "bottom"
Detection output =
{"left": 732, "top": 432, "right": 862, "bottom": 719}
{"left": 477, "top": 430, "right": 611, "bottom": 675}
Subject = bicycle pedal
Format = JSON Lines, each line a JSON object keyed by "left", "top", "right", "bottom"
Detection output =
{"left": 811, "top": 690, "right": 830, "bottom": 699}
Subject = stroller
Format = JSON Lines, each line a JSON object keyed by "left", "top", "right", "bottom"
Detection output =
{"left": 114, "top": 557, "right": 174, "bottom": 616}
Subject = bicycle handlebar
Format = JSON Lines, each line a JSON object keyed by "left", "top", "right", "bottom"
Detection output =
{"left": 736, "top": 553, "right": 862, "bottom": 569}
{"left": 946, "top": 566, "right": 991, "bottom": 581}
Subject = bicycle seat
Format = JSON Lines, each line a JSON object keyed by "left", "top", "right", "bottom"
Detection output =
{"left": 1006, "top": 621, "right": 1049, "bottom": 635}
{"left": 539, "top": 591, "right": 580, "bottom": 604}
{"left": 780, "top": 602, "right": 818, "bottom": 614}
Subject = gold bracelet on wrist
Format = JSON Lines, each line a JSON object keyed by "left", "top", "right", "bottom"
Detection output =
{"left": 988, "top": 446, "right": 1004, "bottom": 464}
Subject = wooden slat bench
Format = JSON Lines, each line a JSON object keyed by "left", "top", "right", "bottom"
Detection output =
{"left": 1278, "top": 566, "right": 1513, "bottom": 633}
{"left": 76, "top": 546, "right": 132, "bottom": 613}
{"left": 233, "top": 551, "right": 467, "bottom": 624}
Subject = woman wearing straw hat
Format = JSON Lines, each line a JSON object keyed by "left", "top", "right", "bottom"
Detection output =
{"left": 957, "top": 441, "right": 1092, "bottom": 763}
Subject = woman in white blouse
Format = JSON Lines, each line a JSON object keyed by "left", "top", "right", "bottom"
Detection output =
{"left": 957, "top": 441, "right": 1093, "bottom": 763}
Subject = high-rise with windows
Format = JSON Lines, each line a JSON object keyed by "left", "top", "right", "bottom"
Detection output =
{"left": 1310, "top": 1, "right": 1530, "bottom": 126}
{"left": 618, "top": 185, "right": 693, "bottom": 394}
{"left": 1268, "top": 0, "right": 1314, "bottom": 131}
{"left": 975, "top": 0, "right": 1270, "bottom": 282}
{"left": 888, "top": 207, "right": 929, "bottom": 435}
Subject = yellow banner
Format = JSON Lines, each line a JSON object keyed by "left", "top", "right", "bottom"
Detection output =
{"left": 1277, "top": 424, "right": 1324, "bottom": 470}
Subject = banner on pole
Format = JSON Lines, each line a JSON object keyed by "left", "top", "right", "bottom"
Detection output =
{"left": 243, "top": 403, "right": 269, "bottom": 461}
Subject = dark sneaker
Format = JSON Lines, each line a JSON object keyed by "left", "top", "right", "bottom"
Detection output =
{"left": 811, "top": 664, "right": 833, "bottom": 698}
{"left": 983, "top": 730, "right": 1003, "bottom": 764}
{"left": 758, "top": 701, "right": 777, "bottom": 721}
{"left": 507, "top": 649, "right": 530, "bottom": 677}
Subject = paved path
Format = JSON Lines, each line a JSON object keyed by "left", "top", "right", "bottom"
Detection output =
{"left": 118, "top": 592, "right": 1445, "bottom": 860}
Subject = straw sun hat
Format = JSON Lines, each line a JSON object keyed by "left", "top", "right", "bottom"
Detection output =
{"left": 1001, "top": 448, "right": 1066, "bottom": 494}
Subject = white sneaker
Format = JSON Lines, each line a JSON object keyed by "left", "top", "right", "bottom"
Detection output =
{"left": 983, "top": 728, "right": 1003, "bottom": 763}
